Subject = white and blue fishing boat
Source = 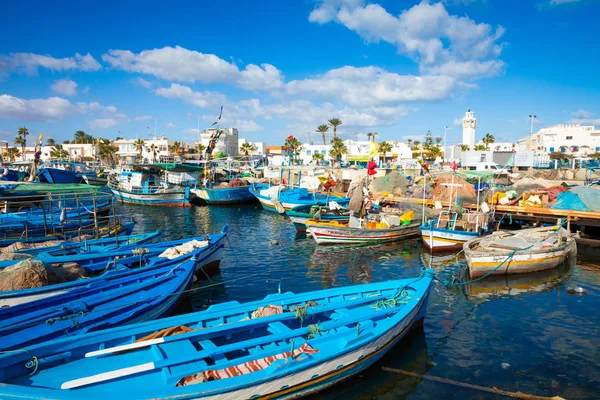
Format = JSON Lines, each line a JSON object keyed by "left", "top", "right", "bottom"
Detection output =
{"left": 0, "top": 231, "right": 227, "bottom": 307}
{"left": 250, "top": 183, "right": 347, "bottom": 214}
{"left": 0, "top": 270, "right": 434, "bottom": 399}
{"left": 0, "top": 249, "right": 200, "bottom": 350}
{"left": 191, "top": 185, "right": 255, "bottom": 205}
{"left": 37, "top": 161, "right": 97, "bottom": 184}
{"left": 420, "top": 210, "right": 490, "bottom": 253}
{"left": 287, "top": 204, "right": 350, "bottom": 232}
{"left": 109, "top": 164, "right": 195, "bottom": 207}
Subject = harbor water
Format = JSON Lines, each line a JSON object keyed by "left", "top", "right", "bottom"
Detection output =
{"left": 120, "top": 203, "right": 600, "bottom": 400}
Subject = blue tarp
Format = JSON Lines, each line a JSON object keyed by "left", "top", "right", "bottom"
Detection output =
{"left": 552, "top": 186, "right": 600, "bottom": 212}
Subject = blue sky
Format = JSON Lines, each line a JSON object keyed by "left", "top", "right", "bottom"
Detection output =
{"left": 0, "top": 0, "right": 598, "bottom": 146}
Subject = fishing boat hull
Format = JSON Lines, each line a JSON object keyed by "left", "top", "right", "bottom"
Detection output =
{"left": 309, "top": 222, "right": 420, "bottom": 245}
{"left": 82, "top": 174, "right": 108, "bottom": 186}
{"left": 249, "top": 184, "right": 347, "bottom": 214}
{"left": 190, "top": 186, "right": 256, "bottom": 205}
{"left": 420, "top": 225, "right": 479, "bottom": 252}
{"left": 110, "top": 186, "right": 191, "bottom": 207}
{"left": 0, "top": 233, "right": 226, "bottom": 308}
{"left": 0, "top": 271, "right": 433, "bottom": 399}
{"left": 37, "top": 168, "right": 84, "bottom": 184}
{"left": 464, "top": 227, "right": 576, "bottom": 278}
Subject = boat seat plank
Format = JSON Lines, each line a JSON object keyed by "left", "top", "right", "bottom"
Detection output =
{"left": 268, "top": 321, "right": 291, "bottom": 334}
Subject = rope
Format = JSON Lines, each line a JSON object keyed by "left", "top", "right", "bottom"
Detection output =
{"left": 0, "top": 349, "right": 39, "bottom": 375}
{"left": 131, "top": 247, "right": 150, "bottom": 256}
{"left": 371, "top": 289, "right": 412, "bottom": 311}
{"left": 307, "top": 324, "right": 321, "bottom": 339}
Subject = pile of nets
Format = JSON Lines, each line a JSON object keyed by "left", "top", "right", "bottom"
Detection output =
{"left": 368, "top": 172, "right": 408, "bottom": 196}
{"left": 553, "top": 186, "right": 600, "bottom": 212}
{"left": 0, "top": 259, "right": 89, "bottom": 292}
{"left": 431, "top": 174, "right": 476, "bottom": 202}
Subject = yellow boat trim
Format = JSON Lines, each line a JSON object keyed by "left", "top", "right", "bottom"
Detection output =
{"left": 422, "top": 236, "right": 463, "bottom": 244}
{"left": 470, "top": 255, "right": 562, "bottom": 268}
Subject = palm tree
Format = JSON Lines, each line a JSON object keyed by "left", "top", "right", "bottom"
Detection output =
{"left": 284, "top": 136, "right": 303, "bottom": 165}
{"left": 329, "top": 137, "right": 348, "bottom": 161}
{"left": 379, "top": 141, "right": 392, "bottom": 164}
{"left": 73, "top": 130, "right": 87, "bottom": 144}
{"left": 429, "top": 146, "right": 442, "bottom": 160}
{"left": 328, "top": 118, "right": 342, "bottom": 139}
{"left": 16, "top": 127, "right": 29, "bottom": 160}
{"left": 474, "top": 144, "right": 488, "bottom": 151}
{"left": 371, "top": 132, "right": 378, "bottom": 142}
{"left": 50, "top": 145, "right": 69, "bottom": 159}
{"left": 435, "top": 137, "right": 443, "bottom": 147}
{"left": 407, "top": 138, "right": 412, "bottom": 147}
{"left": 146, "top": 143, "right": 159, "bottom": 163}
{"left": 63, "top": 140, "right": 70, "bottom": 144}
{"left": 46, "top": 138, "right": 56, "bottom": 146}
{"left": 316, "top": 125, "right": 329, "bottom": 145}
{"left": 97, "top": 139, "right": 118, "bottom": 165}
{"left": 170, "top": 141, "right": 183, "bottom": 157}
{"left": 133, "top": 138, "right": 145, "bottom": 161}
{"left": 460, "top": 144, "right": 470, "bottom": 152}
{"left": 6, "top": 147, "right": 20, "bottom": 162}
{"left": 483, "top": 133, "right": 495, "bottom": 147}
{"left": 367, "top": 132, "right": 373, "bottom": 142}
{"left": 240, "top": 142, "right": 256, "bottom": 157}
{"left": 196, "top": 143, "right": 206, "bottom": 158}
{"left": 413, "top": 140, "right": 421, "bottom": 149}
{"left": 312, "top": 152, "right": 325, "bottom": 165}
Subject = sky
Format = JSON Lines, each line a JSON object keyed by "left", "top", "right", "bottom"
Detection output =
{"left": 0, "top": 0, "right": 599, "bottom": 147}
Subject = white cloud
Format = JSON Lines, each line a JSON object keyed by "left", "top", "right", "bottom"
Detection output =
{"left": 102, "top": 46, "right": 284, "bottom": 90}
{"left": 166, "top": 122, "right": 176, "bottom": 128}
{"left": 286, "top": 66, "right": 456, "bottom": 107}
{"left": 155, "top": 83, "right": 227, "bottom": 109}
{"left": 136, "top": 77, "right": 153, "bottom": 88}
{"left": 89, "top": 118, "right": 119, "bottom": 129}
{"left": 183, "top": 128, "right": 200, "bottom": 135}
{"left": 309, "top": 1, "right": 505, "bottom": 79}
{"left": 0, "top": 52, "right": 101, "bottom": 75}
{"left": 0, "top": 94, "right": 77, "bottom": 121}
{"left": 549, "top": 0, "right": 580, "bottom": 4}
{"left": 51, "top": 79, "right": 78, "bottom": 96}
{"left": 105, "top": 105, "right": 118, "bottom": 113}
{"left": 570, "top": 109, "right": 592, "bottom": 119}
{"left": 135, "top": 115, "right": 153, "bottom": 121}
{"left": 453, "top": 117, "right": 464, "bottom": 126}
{"left": 82, "top": 86, "right": 90, "bottom": 95}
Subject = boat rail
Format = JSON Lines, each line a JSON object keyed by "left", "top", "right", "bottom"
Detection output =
{"left": 108, "top": 180, "right": 186, "bottom": 194}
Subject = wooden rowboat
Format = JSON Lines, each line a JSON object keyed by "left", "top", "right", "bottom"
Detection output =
{"left": 463, "top": 225, "right": 576, "bottom": 279}
{"left": 308, "top": 219, "right": 420, "bottom": 245}
{"left": 0, "top": 270, "right": 434, "bottom": 399}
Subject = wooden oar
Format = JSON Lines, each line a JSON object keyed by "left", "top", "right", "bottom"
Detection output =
{"left": 62, "top": 289, "right": 426, "bottom": 390}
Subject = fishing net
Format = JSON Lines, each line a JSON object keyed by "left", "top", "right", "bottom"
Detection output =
{"left": 368, "top": 172, "right": 408, "bottom": 196}
{"left": 431, "top": 174, "right": 476, "bottom": 202}
{"left": 0, "top": 259, "right": 88, "bottom": 292}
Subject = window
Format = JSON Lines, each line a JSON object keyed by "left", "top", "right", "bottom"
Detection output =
{"left": 480, "top": 154, "right": 487, "bottom": 162}
{"left": 550, "top": 147, "right": 555, "bottom": 152}
{"left": 322, "top": 150, "right": 326, "bottom": 155}
{"left": 566, "top": 136, "right": 573, "bottom": 140}
{"left": 306, "top": 150, "right": 311, "bottom": 156}
{"left": 596, "top": 147, "right": 600, "bottom": 151}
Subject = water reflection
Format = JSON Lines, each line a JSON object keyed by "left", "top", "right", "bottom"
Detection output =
{"left": 115, "top": 202, "right": 600, "bottom": 399}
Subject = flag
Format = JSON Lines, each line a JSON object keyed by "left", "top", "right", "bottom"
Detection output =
{"left": 38, "top": 134, "right": 43, "bottom": 141}
{"left": 211, "top": 106, "right": 223, "bottom": 126}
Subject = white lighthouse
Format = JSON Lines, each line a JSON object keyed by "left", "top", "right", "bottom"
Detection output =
{"left": 462, "top": 109, "right": 476, "bottom": 150}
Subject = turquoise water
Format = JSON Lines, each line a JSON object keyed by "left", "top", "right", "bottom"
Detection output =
{"left": 119, "top": 203, "right": 600, "bottom": 399}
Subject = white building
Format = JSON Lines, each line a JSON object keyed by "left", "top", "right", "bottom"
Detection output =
{"left": 519, "top": 124, "right": 600, "bottom": 156}
{"left": 462, "top": 109, "right": 476, "bottom": 150}
{"left": 200, "top": 128, "right": 239, "bottom": 157}
{"left": 476, "top": 141, "right": 515, "bottom": 152}
{"left": 238, "top": 138, "right": 266, "bottom": 156}
{"left": 62, "top": 143, "right": 97, "bottom": 161}
{"left": 300, "top": 144, "right": 331, "bottom": 165}
{"left": 114, "top": 137, "right": 173, "bottom": 164}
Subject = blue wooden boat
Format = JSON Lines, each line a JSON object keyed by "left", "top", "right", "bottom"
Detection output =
{"left": 0, "top": 270, "right": 433, "bottom": 399}
{"left": 0, "top": 231, "right": 227, "bottom": 307}
{"left": 190, "top": 186, "right": 256, "bottom": 205}
{"left": 0, "top": 230, "right": 161, "bottom": 257}
{"left": 250, "top": 183, "right": 348, "bottom": 214}
{"left": 0, "top": 220, "right": 135, "bottom": 248}
{"left": 0, "top": 252, "right": 199, "bottom": 350}
{"left": 287, "top": 204, "right": 351, "bottom": 232}
{"left": 37, "top": 161, "right": 97, "bottom": 184}
{"left": 0, "top": 201, "right": 111, "bottom": 224}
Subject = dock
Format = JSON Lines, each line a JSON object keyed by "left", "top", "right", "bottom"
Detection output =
{"left": 389, "top": 196, "right": 600, "bottom": 228}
